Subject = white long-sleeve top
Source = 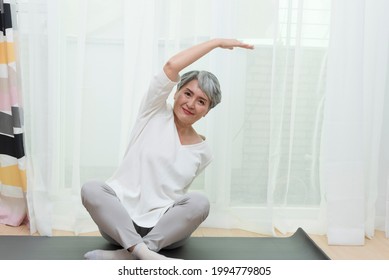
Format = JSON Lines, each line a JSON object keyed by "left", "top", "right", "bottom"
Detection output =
{"left": 106, "top": 70, "right": 213, "bottom": 228}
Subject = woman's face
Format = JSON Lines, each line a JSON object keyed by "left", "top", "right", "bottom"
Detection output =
{"left": 173, "top": 79, "right": 210, "bottom": 126}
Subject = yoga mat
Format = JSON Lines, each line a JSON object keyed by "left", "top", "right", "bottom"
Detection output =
{"left": 0, "top": 228, "right": 330, "bottom": 260}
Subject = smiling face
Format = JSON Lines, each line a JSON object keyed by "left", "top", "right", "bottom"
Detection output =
{"left": 173, "top": 79, "right": 210, "bottom": 127}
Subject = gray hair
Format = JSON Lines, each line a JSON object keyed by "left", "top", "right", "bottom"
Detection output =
{"left": 177, "top": 70, "right": 221, "bottom": 109}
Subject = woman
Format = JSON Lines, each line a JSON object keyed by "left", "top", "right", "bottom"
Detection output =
{"left": 81, "top": 38, "right": 254, "bottom": 260}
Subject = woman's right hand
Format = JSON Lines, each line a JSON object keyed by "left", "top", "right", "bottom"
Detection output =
{"left": 216, "top": 38, "right": 255, "bottom": 50}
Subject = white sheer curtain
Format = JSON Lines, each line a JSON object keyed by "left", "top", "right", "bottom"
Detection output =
{"left": 321, "top": 0, "right": 389, "bottom": 244}
{"left": 16, "top": 0, "right": 389, "bottom": 243}
{"left": 17, "top": 0, "right": 332, "bottom": 237}
{"left": 18, "top": 0, "right": 148, "bottom": 235}
{"left": 202, "top": 0, "right": 331, "bottom": 235}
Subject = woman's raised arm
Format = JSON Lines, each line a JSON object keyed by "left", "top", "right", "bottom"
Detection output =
{"left": 163, "top": 38, "right": 254, "bottom": 81}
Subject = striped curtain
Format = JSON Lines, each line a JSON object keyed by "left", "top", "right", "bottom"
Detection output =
{"left": 0, "top": 0, "right": 27, "bottom": 226}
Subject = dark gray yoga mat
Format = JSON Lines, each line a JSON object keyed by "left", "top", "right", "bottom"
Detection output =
{"left": 0, "top": 228, "right": 330, "bottom": 260}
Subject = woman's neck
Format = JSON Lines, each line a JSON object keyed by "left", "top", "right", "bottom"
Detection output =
{"left": 174, "top": 117, "right": 202, "bottom": 145}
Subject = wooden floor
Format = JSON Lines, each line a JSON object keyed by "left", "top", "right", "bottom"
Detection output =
{"left": 1, "top": 224, "right": 388, "bottom": 260}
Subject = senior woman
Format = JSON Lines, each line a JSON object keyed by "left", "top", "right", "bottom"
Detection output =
{"left": 81, "top": 38, "right": 254, "bottom": 260}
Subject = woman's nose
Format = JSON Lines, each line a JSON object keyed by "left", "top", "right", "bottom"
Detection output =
{"left": 187, "top": 98, "right": 195, "bottom": 108}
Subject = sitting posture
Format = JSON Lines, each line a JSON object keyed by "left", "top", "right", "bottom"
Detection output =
{"left": 81, "top": 38, "right": 254, "bottom": 260}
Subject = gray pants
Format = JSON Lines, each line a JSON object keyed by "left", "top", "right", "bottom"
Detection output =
{"left": 81, "top": 180, "right": 210, "bottom": 252}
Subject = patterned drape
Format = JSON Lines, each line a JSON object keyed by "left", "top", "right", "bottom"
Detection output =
{"left": 0, "top": 0, "right": 27, "bottom": 226}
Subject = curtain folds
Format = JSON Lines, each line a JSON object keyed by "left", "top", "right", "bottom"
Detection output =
{"left": 0, "top": 0, "right": 27, "bottom": 226}
{"left": 321, "top": 0, "right": 389, "bottom": 244}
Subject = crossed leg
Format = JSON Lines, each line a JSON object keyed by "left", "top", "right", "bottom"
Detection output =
{"left": 81, "top": 180, "right": 209, "bottom": 260}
